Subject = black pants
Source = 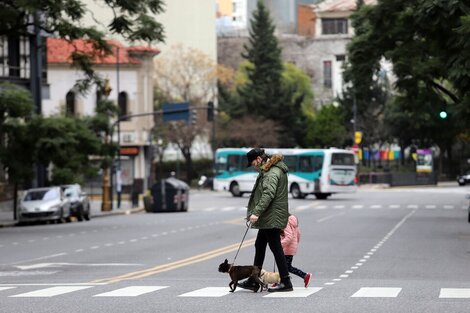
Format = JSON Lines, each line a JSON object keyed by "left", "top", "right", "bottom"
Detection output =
{"left": 253, "top": 228, "right": 289, "bottom": 279}
{"left": 285, "top": 255, "right": 307, "bottom": 279}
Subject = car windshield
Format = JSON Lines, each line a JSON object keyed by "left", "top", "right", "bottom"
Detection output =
{"left": 24, "top": 189, "right": 59, "bottom": 201}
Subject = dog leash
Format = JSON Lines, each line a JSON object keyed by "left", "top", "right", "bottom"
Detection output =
{"left": 232, "top": 220, "right": 252, "bottom": 264}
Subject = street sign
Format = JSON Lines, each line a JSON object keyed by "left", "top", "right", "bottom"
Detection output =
{"left": 354, "top": 131, "right": 363, "bottom": 144}
{"left": 162, "top": 102, "right": 190, "bottom": 122}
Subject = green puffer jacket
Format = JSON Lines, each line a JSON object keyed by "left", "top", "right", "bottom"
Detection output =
{"left": 247, "top": 154, "right": 289, "bottom": 229}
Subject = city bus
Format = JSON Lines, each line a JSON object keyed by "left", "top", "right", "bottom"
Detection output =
{"left": 213, "top": 148, "right": 357, "bottom": 199}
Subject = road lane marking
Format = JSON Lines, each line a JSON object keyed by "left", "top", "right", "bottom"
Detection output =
{"left": 443, "top": 205, "right": 454, "bottom": 210}
{"left": 352, "top": 205, "right": 363, "bottom": 209}
{"left": 11, "top": 253, "right": 67, "bottom": 265}
{"left": 389, "top": 205, "right": 400, "bottom": 209}
{"left": 326, "top": 209, "right": 417, "bottom": 286}
{"left": 316, "top": 212, "right": 345, "bottom": 223}
{"left": 439, "top": 288, "right": 470, "bottom": 298}
{"left": 370, "top": 205, "right": 382, "bottom": 209}
{"left": 91, "top": 238, "right": 257, "bottom": 284}
{"left": 94, "top": 286, "right": 168, "bottom": 297}
{"left": 10, "top": 286, "right": 93, "bottom": 297}
{"left": 263, "top": 287, "right": 323, "bottom": 298}
{"left": 0, "top": 283, "right": 105, "bottom": 286}
{"left": 351, "top": 287, "right": 401, "bottom": 298}
{"left": 425, "top": 205, "right": 436, "bottom": 209}
{"left": 0, "top": 287, "right": 16, "bottom": 291}
{"left": 179, "top": 287, "right": 238, "bottom": 297}
{"left": 16, "top": 263, "right": 142, "bottom": 270}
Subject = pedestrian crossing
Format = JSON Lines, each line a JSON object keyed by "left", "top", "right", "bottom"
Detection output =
{"left": 1, "top": 285, "right": 470, "bottom": 299}
{"left": 196, "top": 204, "right": 467, "bottom": 213}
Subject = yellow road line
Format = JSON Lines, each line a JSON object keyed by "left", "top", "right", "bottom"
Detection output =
{"left": 90, "top": 238, "right": 256, "bottom": 284}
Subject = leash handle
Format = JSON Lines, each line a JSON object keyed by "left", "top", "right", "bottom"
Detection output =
{"left": 232, "top": 220, "right": 252, "bottom": 264}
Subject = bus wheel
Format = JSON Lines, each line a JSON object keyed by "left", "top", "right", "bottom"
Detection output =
{"left": 314, "top": 193, "right": 329, "bottom": 200}
{"left": 230, "top": 182, "right": 242, "bottom": 197}
{"left": 291, "top": 184, "right": 305, "bottom": 199}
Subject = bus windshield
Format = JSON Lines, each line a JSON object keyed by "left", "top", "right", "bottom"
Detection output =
{"left": 331, "top": 153, "right": 355, "bottom": 166}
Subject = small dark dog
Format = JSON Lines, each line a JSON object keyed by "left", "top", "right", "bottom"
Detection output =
{"left": 218, "top": 259, "right": 263, "bottom": 292}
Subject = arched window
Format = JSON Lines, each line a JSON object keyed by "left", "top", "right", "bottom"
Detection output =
{"left": 118, "top": 91, "right": 128, "bottom": 120}
{"left": 65, "top": 90, "right": 75, "bottom": 116}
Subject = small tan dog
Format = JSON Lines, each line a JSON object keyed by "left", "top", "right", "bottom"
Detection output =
{"left": 259, "top": 269, "right": 280, "bottom": 289}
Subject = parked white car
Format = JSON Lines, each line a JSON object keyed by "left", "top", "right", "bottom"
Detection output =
{"left": 19, "top": 187, "right": 71, "bottom": 224}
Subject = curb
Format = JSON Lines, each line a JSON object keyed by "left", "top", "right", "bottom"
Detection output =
{"left": 0, "top": 207, "right": 145, "bottom": 228}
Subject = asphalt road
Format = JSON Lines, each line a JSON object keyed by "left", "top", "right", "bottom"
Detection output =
{"left": 1, "top": 185, "right": 470, "bottom": 313}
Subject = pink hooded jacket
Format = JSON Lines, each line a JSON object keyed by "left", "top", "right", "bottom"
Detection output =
{"left": 281, "top": 215, "right": 300, "bottom": 256}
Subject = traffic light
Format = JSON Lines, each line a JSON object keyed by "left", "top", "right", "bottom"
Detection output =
{"left": 207, "top": 101, "right": 214, "bottom": 122}
{"left": 439, "top": 110, "right": 447, "bottom": 119}
{"left": 191, "top": 109, "right": 197, "bottom": 125}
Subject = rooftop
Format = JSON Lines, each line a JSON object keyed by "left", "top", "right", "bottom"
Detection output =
{"left": 47, "top": 38, "right": 160, "bottom": 65}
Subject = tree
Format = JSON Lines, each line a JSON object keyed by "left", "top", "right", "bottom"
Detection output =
{"left": 219, "top": 60, "right": 315, "bottom": 147}
{"left": 0, "top": 83, "right": 35, "bottom": 186}
{"left": 345, "top": 0, "right": 470, "bottom": 162}
{"left": 306, "top": 104, "right": 347, "bottom": 148}
{"left": 0, "top": 0, "right": 165, "bottom": 90}
{"left": 216, "top": 116, "right": 280, "bottom": 148}
{"left": 238, "top": 1, "right": 283, "bottom": 118}
{"left": 154, "top": 45, "right": 218, "bottom": 182}
{"left": 29, "top": 116, "right": 102, "bottom": 185}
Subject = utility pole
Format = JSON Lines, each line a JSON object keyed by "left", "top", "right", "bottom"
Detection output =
{"left": 101, "top": 79, "right": 112, "bottom": 211}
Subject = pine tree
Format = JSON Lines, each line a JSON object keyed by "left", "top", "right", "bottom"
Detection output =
{"left": 238, "top": 1, "right": 283, "bottom": 119}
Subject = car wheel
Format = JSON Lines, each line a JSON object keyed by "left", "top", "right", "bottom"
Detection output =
{"left": 76, "top": 205, "right": 84, "bottom": 222}
{"left": 468, "top": 211, "right": 470, "bottom": 223}
{"left": 459, "top": 182, "right": 465, "bottom": 186}
{"left": 83, "top": 204, "right": 91, "bottom": 221}
{"left": 230, "top": 182, "right": 242, "bottom": 197}
{"left": 291, "top": 184, "right": 305, "bottom": 199}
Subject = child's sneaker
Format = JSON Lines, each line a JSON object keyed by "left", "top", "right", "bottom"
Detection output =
{"left": 304, "top": 272, "right": 311, "bottom": 288}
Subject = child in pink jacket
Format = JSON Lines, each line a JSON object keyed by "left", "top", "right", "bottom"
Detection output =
{"left": 281, "top": 214, "right": 311, "bottom": 287}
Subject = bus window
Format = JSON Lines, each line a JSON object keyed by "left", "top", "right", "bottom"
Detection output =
{"left": 299, "top": 156, "right": 314, "bottom": 172}
{"left": 284, "top": 155, "right": 298, "bottom": 172}
{"left": 227, "top": 155, "right": 241, "bottom": 171}
{"left": 331, "top": 153, "right": 354, "bottom": 166}
{"left": 314, "top": 156, "right": 323, "bottom": 171}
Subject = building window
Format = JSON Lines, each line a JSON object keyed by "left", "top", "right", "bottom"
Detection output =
{"left": 321, "top": 18, "right": 348, "bottom": 35}
{"left": 65, "top": 90, "right": 76, "bottom": 116}
{"left": 96, "top": 89, "right": 103, "bottom": 106}
{"left": 0, "top": 35, "right": 31, "bottom": 80}
{"left": 323, "top": 61, "right": 332, "bottom": 88}
{"left": 118, "top": 91, "right": 128, "bottom": 120}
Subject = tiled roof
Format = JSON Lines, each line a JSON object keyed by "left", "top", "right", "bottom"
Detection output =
{"left": 316, "top": 0, "right": 377, "bottom": 12}
{"left": 47, "top": 38, "right": 160, "bottom": 65}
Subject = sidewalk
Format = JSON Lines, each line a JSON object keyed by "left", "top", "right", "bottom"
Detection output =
{"left": 0, "top": 200, "right": 144, "bottom": 228}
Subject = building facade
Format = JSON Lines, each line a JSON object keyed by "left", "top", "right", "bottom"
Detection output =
{"left": 44, "top": 38, "right": 159, "bottom": 192}
{"left": 217, "top": 0, "right": 378, "bottom": 107}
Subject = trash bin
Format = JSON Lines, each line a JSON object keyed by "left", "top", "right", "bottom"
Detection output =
{"left": 149, "top": 178, "right": 189, "bottom": 212}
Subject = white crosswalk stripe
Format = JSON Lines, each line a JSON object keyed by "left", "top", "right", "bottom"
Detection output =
{"left": 179, "top": 287, "right": 235, "bottom": 297}
{"left": 10, "top": 286, "right": 93, "bottom": 297}
{"left": 93, "top": 286, "right": 168, "bottom": 297}
{"left": 2, "top": 285, "right": 470, "bottom": 299}
{"left": 263, "top": 287, "right": 323, "bottom": 298}
{"left": 351, "top": 287, "right": 402, "bottom": 298}
{"left": 439, "top": 288, "right": 470, "bottom": 298}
